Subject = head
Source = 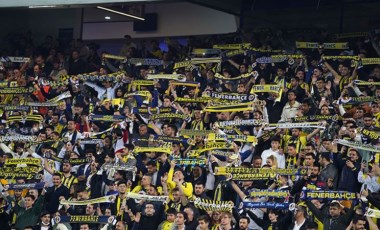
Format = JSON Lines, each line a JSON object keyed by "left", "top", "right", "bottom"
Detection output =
{"left": 24, "top": 194, "right": 35, "bottom": 208}
{"left": 329, "top": 201, "right": 343, "bottom": 217}
{"left": 166, "top": 208, "right": 177, "bottom": 222}
{"left": 220, "top": 212, "right": 232, "bottom": 227}
{"left": 145, "top": 203, "right": 156, "bottom": 216}
{"left": 175, "top": 211, "right": 187, "bottom": 226}
{"left": 194, "top": 182, "right": 206, "bottom": 196}
{"left": 52, "top": 173, "right": 62, "bottom": 187}
{"left": 239, "top": 216, "right": 250, "bottom": 230}
{"left": 85, "top": 204, "right": 96, "bottom": 215}
{"left": 197, "top": 215, "right": 210, "bottom": 230}
{"left": 287, "top": 144, "right": 297, "bottom": 157}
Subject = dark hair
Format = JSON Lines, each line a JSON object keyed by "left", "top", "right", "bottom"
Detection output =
{"left": 177, "top": 211, "right": 188, "bottom": 222}
{"left": 197, "top": 215, "right": 210, "bottom": 223}
{"left": 166, "top": 208, "right": 177, "bottom": 215}
{"left": 239, "top": 216, "right": 250, "bottom": 224}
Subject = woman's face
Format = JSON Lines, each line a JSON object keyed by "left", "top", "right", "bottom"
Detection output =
{"left": 66, "top": 142, "right": 73, "bottom": 150}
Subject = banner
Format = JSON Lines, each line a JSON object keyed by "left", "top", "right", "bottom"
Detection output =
{"left": 250, "top": 189, "right": 289, "bottom": 198}
{"left": 0, "top": 134, "right": 37, "bottom": 142}
{"left": 361, "top": 128, "right": 380, "bottom": 140}
{"left": 366, "top": 208, "right": 380, "bottom": 218}
{"left": 101, "top": 163, "right": 136, "bottom": 172}
{"left": 150, "top": 113, "right": 190, "bottom": 121}
{"left": 256, "top": 55, "right": 303, "bottom": 64}
{"left": 338, "top": 96, "right": 375, "bottom": 105}
{"left": 251, "top": 84, "right": 281, "bottom": 93}
{"left": 336, "top": 139, "right": 380, "bottom": 152}
{"left": 7, "top": 115, "right": 43, "bottom": 123}
{"left": 300, "top": 190, "right": 357, "bottom": 200}
{"left": 212, "top": 43, "right": 251, "bottom": 50}
{"left": 175, "top": 158, "right": 206, "bottom": 166}
{"left": 133, "top": 146, "right": 172, "bottom": 154}
{"left": 173, "top": 57, "right": 221, "bottom": 69}
{"left": 5, "top": 158, "right": 41, "bottom": 166}
{"left": 0, "top": 87, "right": 34, "bottom": 94}
{"left": 149, "top": 135, "right": 195, "bottom": 145}
{"left": 225, "top": 173, "right": 276, "bottom": 181}
{"left": 3, "top": 182, "right": 45, "bottom": 191}
{"left": 353, "top": 80, "right": 380, "bottom": 86}
{"left": 292, "top": 115, "right": 341, "bottom": 122}
{"left": 174, "top": 97, "right": 213, "bottom": 103}
{"left": 25, "top": 101, "right": 59, "bottom": 107}
{"left": 216, "top": 119, "right": 264, "bottom": 128}
{"left": 263, "top": 122, "right": 325, "bottom": 130}
{"left": 88, "top": 115, "right": 126, "bottom": 122}
{"left": 126, "top": 192, "right": 168, "bottom": 202}
{"left": 0, "top": 167, "right": 42, "bottom": 179}
{"left": 44, "top": 152, "right": 90, "bottom": 166}
{"left": 203, "top": 102, "right": 253, "bottom": 112}
{"left": 211, "top": 150, "right": 235, "bottom": 157}
{"left": 214, "top": 71, "right": 258, "bottom": 81}
{"left": 203, "top": 91, "right": 256, "bottom": 101}
{"left": 133, "top": 107, "right": 172, "bottom": 114}
{"left": 47, "top": 91, "right": 72, "bottom": 102}
{"left": 194, "top": 197, "right": 233, "bottom": 212}
{"left": 192, "top": 49, "right": 221, "bottom": 56}
{"left": 214, "top": 167, "right": 307, "bottom": 176}
{"left": 54, "top": 215, "right": 116, "bottom": 224}
{"left": 60, "top": 195, "right": 116, "bottom": 205}
{"left": 129, "top": 58, "right": 163, "bottom": 66}
{"left": 0, "top": 56, "right": 30, "bottom": 63}
{"left": 0, "top": 105, "right": 30, "bottom": 111}
{"left": 334, "top": 32, "right": 368, "bottom": 40}
{"left": 147, "top": 74, "right": 186, "bottom": 81}
{"left": 241, "top": 202, "right": 290, "bottom": 209}
{"left": 179, "top": 129, "right": 214, "bottom": 137}
{"left": 207, "top": 133, "right": 257, "bottom": 144}
{"left": 296, "top": 42, "right": 349, "bottom": 49}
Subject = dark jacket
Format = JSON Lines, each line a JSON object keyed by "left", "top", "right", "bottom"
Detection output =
{"left": 306, "top": 201, "right": 355, "bottom": 230}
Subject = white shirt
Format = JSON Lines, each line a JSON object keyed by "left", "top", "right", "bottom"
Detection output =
{"left": 280, "top": 101, "right": 300, "bottom": 122}
{"left": 261, "top": 148, "right": 286, "bottom": 168}
{"left": 293, "top": 218, "right": 306, "bottom": 230}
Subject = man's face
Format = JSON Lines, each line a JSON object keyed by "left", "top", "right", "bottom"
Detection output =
{"left": 291, "top": 129, "right": 300, "bottom": 137}
{"left": 146, "top": 165, "right": 156, "bottom": 174}
{"left": 115, "top": 221, "right": 125, "bottom": 230}
{"left": 329, "top": 206, "right": 341, "bottom": 217}
{"left": 364, "top": 117, "right": 373, "bottom": 127}
{"left": 118, "top": 184, "right": 127, "bottom": 194}
{"left": 175, "top": 213, "right": 185, "bottom": 225}
{"left": 167, "top": 213, "right": 176, "bottom": 222}
{"left": 271, "top": 141, "right": 279, "bottom": 150}
{"left": 173, "top": 191, "right": 180, "bottom": 202}
{"left": 85, "top": 204, "right": 95, "bottom": 215}
{"left": 62, "top": 163, "right": 71, "bottom": 173}
{"left": 220, "top": 214, "right": 231, "bottom": 225}
{"left": 193, "top": 167, "right": 201, "bottom": 177}
{"left": 145, "top": 204, "right": 155, "bottom": 216}
{"left": 139, "top": 126, "right": 147, "bottom": 136}
{"left": 80, "top": 225, "right": 90, "bottom": 230}
{"left": 24, "top": 197, "right": 34, "bottom": 208}
{"left": 287, "top": 92, "right": 296, "bottom": 101}
{"left": 304, "top": 155, "right": 314, "bottom": 166}
{"left": 355, "top": 109, "right": 364, "bottom": 119}
{"left": 194, "top": 184, "right": 205, "bottom": 195}
{"left": 237, "top": 84, "right": 245, "bottom": 93}
{"left": 198, "top": 220, "right": 209, "bottom": 230}
{"left": 51, "top": 116, "right": 59, "bottom": 124}
{"left": 341, "top": 67, "right": 350, "bottom": 77}
{"left": 288, "top": 146, "right": 296, "bottom": 156}
{"left": 253, "top": 159, "right": 262, "bottom": 168}
{"left": 353, "top": 220, "right": 366, "bottom": 230}
{"left": 239, "top": 218, "right": 249, "bottom": 229}
{"left": 163, "top": 98, "right": 171, "bottom": 107}
{"left": 141, "top": 175, "right": 151, "bottom": 186}
{"left": 41, "top": 214, "right": 51, "bottom": 224}
{"left": 67, "top": 121, "right": 75, "bottom": 131}
{"left": 310, "top": 166, "right": 320, "bottom": 177}
{"left": 53, "top": 176, "right": 61, "bottom": 186}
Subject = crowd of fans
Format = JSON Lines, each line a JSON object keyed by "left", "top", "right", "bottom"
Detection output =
{"left": 0, "top": 27, "right": 380, "bottom": 230}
